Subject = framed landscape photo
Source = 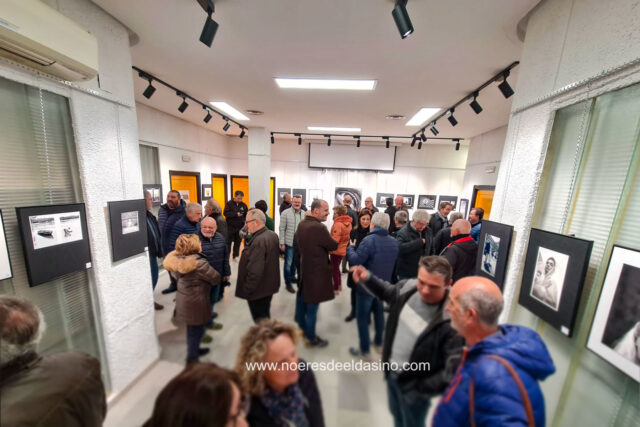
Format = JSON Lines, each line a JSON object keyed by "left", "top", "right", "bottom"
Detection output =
{"left": 142, "top": 184, "right": 162, "bottom": 206}
{"left": 0, "top": 209, "right": 13, "bottom": 281}
{"left": 376, "top": 192, "right": 394, "bottom": 208}
{"left": 474, "top": 220, "right": 514, "bottom": 290}
{"left": 518, "top": 228, "right": 593, "bottom": 336}
{"left": 201, "top": 184, "right": 213, "bottom": 201}
{"left": 587, "top": 246, "right": 640, "bottom": 382}
{"left": 398, "top": 194, "right": 414, "bottom": 208}
{"left": 438, "top": 195, "right": 458, "bottom": 209}
{"left": 107, "top": 199, "right": 148, "bottom": 262}
{"left": 16, "top": 203, "right": 92, "bottom": 287}
{"left": 417, "top": 195, "right": 437, "bottom": 210}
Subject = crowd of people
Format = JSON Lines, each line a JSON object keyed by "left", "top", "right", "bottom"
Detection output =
{"left": 0, "top": 189, "right": 556, "bottom": 427}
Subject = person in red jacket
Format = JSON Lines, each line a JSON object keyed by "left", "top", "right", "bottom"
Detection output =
{"left": 330, "top": 205, "right": 353, "bottom": 294}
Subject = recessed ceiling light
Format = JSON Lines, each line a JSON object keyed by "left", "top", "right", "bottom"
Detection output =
{"left": 275, "top": 78, "right": 376, "bottom": 91}
{"left": 245, "top": 109, "right": 264, "bottom": 116}
{"left": 406, "top": 107, "right": 441, "bottom": 126}
{"left": 210, "top": 102, "right": 250, "bottom": 121}
{"left": 308, "top": 126, "right": 361, "bottom": 133}
{"left": 385, "top": 114, "right": 406, "bottom": 120}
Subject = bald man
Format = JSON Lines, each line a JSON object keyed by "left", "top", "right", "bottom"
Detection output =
{"left": 364, "top": 196, "right": 379, "bottom": 213}
{"left": 440, "top": 219, "right": 478, "bottom": 282}
{"left": 433, "top": 277, "right": 555, "bottom": 427}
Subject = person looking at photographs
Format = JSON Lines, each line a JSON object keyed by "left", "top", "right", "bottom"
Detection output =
{"left": 531, "top": 257, "right": 559, "bottom": 309}
{"left": 158, "top": 190, "right": 186, "bottom": 294}
{"left": 144, "top": 190, "right": 164, "bottom": 310}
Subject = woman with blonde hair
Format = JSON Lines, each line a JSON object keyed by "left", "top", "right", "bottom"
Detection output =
{"left": 235, "top": 319, "right": 325, "bottom": 427}
{"left": 329, "top": 205, "right": 352, "bottom": 294}
{"left": 164, "top": 234, "right": 220, "bottom": 364}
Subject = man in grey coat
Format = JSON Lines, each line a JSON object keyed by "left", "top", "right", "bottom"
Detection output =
{"left": 279, "top": 194, "right": 306, "bottom": 293}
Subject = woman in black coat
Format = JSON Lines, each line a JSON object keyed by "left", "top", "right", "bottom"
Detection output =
{"left": 344, "top": 209, "right": 372, "bottom": 322}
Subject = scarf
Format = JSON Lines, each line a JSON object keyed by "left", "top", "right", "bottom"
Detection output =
{"left": 261, "top": 383, "right": 309, "bottom": 427}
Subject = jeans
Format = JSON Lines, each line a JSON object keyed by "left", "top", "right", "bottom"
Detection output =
{"left": 186, "top": 324, "right": 206, "bottom": 364}
{"left": 284, "top": 245, "right": 297, "bottom": 285}
{"left": 330, "top": 254, "right": 343, "bottom": 291}
{"left": 248, "top": 295, "right": 272, "bottom": 323}
{"left": 206, "top": 285, "right": 220, "bottom": 327}
{"left": 387, "top": 373, "right": 431, "bottom": 427}
{"left": 149, "top": 255, "right": 158, "bottom": 290}
{"left": 356, "top": 292, "right": 384, "bottom": 354}
{"left": 295, "top": 292, "right": 319, "bottom": 340}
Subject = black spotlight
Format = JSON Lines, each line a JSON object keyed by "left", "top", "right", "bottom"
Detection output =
{"left": 270, "top": 133, "right": 275, "bottom": 144}
{"left": 418, "top": 140, "right": 423, "bottom": 150}
{"left": 203, "top": 108, "right": 212, "bottom": 123}
{"left": 327, "top": 136, "right": 332, "bottom": 146}
{"left": 447, "top": 109, "right": 458, "bottom": 127}
{"left": 455, "top": 141, "right": 461, "bottom": 151}
{"left": 143, "top": 79, "right": 156, "bottom": 99}
{"left": 178, "top": 95, "right": 188, "bottom": 113}
{"left": 296, "top": 134, "right": 302, "bottom": 145}
{"left": 199, "top": 0, "right": 219, "bottom": 48}
{"left": 392, "top": 0, "right": 414, "bottom": 39}
{"left": 222, "top": 121, "right": 230, "bottom": 132}
{"left": 430, "top": 122, "right": 439, "bottom": 136}
{"left": 498, "top": 71, "right": 514, "bottom": 98}
{"left": 469, "top": 92, "right": 483, "bottom": 114}
{"left": 385, "top": 137, "right": 390, "bottom": 148}
{"left": 420, "top": 130, "right": 427, "bottom": 142}
{"left": 356, "top": 137, "right": 361, "bottom": 147}
{"left": 239, "top": 128, "right": 245, "bottom": 138}
{"left": 410, "top": 136, "right": 417, "bottom": 147}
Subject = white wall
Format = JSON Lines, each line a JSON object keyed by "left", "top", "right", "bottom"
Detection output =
{"left": 0, "top": 0, "right": 160, "bottom": 395}
{"left": 460, "top": 125, "right": 507, "bottom": 204}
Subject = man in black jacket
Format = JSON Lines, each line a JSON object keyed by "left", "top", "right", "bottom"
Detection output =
{"left": 199, "top": 217, "right": 230, "bottom": 334}
{"left": 441, "top": 219, "right": 478, "bottom": 282}
{"left": 224, "top": 190, "right": 248, "bottom": 260}
{"left": 395, "top": 210, "right": 434, "bottom": 280}
{"left": 429, "top": 201, "right": 453, "bottom": 237}
{"left": 144, "top": 190, "right": 163, "bottom": 310}
{"left": 350, "top": 256, "right": 464, "bottom": 427}
{"left": 204, "top": 199, "right": 228, "bottom": 241}
{"left": 158, "top": 190, "right": 186, "bottom": 294}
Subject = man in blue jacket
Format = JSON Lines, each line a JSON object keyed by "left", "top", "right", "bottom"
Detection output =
{"left": 347, "top": 211, "right": 399, "bottom": 357}
{"left": 168, "top": 202, "right": 202, "bottom": 251}
{"left": 157, "top": 190, "right": 186, "bottom": 294}
{"left": 433, "top": 276, "right": 555, "bottom": 427}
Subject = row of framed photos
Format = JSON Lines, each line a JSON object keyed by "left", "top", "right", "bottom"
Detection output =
{"left": 475, "top": 220, "right": 639, "bottom": 382}
{"left": 0, "top": 199, "right": 148, "bottom": 287}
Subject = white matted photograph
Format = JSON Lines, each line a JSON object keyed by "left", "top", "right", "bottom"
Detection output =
{"left": 481, "top": 234, "right": 500, "bottom": 277}
{"left": 0, "top": 210, "right": 12, "bottom": 280}
{"left": 530, "top": 246, "right": 569, "bottom": 311}
{"left": 121, "top": 211, "right": 140, "bottom": 235}
{"left": 29, "top": 211, "right": 83, "bottom": 250}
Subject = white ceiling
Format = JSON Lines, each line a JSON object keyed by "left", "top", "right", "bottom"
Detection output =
{"left": 92, "top": 0, "right": 539, "bottom": 142}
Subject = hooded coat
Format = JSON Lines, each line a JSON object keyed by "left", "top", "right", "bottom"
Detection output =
{"left": 330, "top": 215, "right": 353, "bottom": 257}
{"left": 433, "top": 325, "right": 555, "bottom": 427}
{"left": 163, "top": 252, "right": 220, "bottom": 325}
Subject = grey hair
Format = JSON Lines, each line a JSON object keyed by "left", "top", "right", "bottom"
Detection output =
{"left": 144, "top": 190, "right": 152, "bottom": 198}
{"left": 448, "top": 211, "right": 464, "bottom": 225}
{"left": 412, "top": 209, "right": 430, "bottom": 223}
{"left": 292, "top": 194, "right": 303, "bottom": 200}
{"left": 395, "top": 210, "right": 409, "bottom": 225}
{"left": 186, "top": 202, "right": 202, "bottom": 214}
{"left": 0, "top": 296, "right": 47, "bottom": 365}
{"left": 247, "top": 208, "right": 266, "bottom": 224}
{"left": 206, "top": 199, "right": 222, "bottom": 215}
{"left": 371, "top": 212, "right": 390, "bottom": 230}
{"left": 458, "top": 288, "right": 503, "bottom": 328}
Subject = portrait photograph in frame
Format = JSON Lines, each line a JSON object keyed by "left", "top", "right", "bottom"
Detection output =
{"left": 518, "top": 228, "right": 593, "bottom": 336}
{"left": 459, "top": 198, "right": 469, "bottom": 218}
{"left": 107, "top": 199, "right": 148, "bottom": 263}
{"left": 143, "top": 184, "right": 163, "bottom": 206}
{"left": 398, "top": 194, "right": 414, "bottom": 208}
{"left": 587, "top": 245, "right": 640, "bottom": 382}
{"left": 417, "top": 195, "right": 437, "bottom": 210}
{"left": 0, "top": 209, "right": 13, "bottom": 281}
{"left": 474, "top": 219, "right": 514, "bottom": 290}
{"left": 15, "top": 203, "right": 92, "bottom": 287}
{"left": 335, "top": 187, "right": 362, "bottom": 209}
{"left": 201, "top": 184, "right": 213, "bottom": 201}
{"left": 376, "top": 193, "right": 394, "bottom": 208}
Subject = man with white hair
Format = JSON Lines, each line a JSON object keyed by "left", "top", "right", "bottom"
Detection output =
{"left": 395, "top": 210, "right": 434, "bottom": 280}
{"left": 204, "top": 199, "right": 228, "bottom": 241}
{"left": 364, "top": 196, "right": 379, "bottom": 213}
{"left": 0, "top": 296, "right": 106, "bottom": 426}
{"left": 433, "top": 276, "right": 555, "bottom": 426}
{"left": 168, "top": 202, "right": 203, "bottom": 252}
{"left": 440, "top": 219, "right": 478, "bottom": 282}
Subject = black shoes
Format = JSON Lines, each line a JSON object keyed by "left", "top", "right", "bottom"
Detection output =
{"left": 161, "top": 285, "right": 177, "bottom": 294}
{"left": 344, "top": 313, "right": 355, "bottom": 322}
{"left": 198, "top": 348, "right": 210, "bottom": 356}
{"left": 286, "top": 285, "right": 296, "bottom": 294}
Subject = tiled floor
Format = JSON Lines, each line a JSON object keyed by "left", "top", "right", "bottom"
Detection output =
{"left": 105, "top": 258, "right": 438, "bottom": 426}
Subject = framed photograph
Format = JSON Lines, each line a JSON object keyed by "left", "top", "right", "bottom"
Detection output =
{"left": 142, "top": 184, "right": 162, "bottom": 206}
{"left": 518, "top": 229, "right": 593, "bottom": 336}
{"left": 277, "top": 188, "right": 292, "bottom": 205}
{"left": 309, "top": 189, "right": 323, "bottom": 201}
{"left": 335, "top": 187, "right": 362, "bottom": 209}
{"left": 474, "top": 220, "right": 514, "bottom": 290}
{"left": 417, "top": 195, "right": 437, "bottom": 210}
{"left": 15, "top": 203, "right": 92, "bottom": 287}
{"left": 438, "top": 195, "right": 458, "bottom": 209}
{"left": 292, "top": 188, "right": 307, "bottom": 206}
{"left": 0, "top": 210, "right": 13, "bottom": 281}
{"left": 376, "top": 193, "right": 394, "bottom": 208}
{"left": 587, "top": 246, "right": 640, "bottom": 382}
{"left": 201, "top": 184, "right": 213, "bottom": 201}
{"left": 398, "top": 194, "right": 414, "bottom": 208}
{"left": 459, "top": 198, "right": 469, "bottom": 218}
{"left": 107, "top": 199, "right": 148, "bottom": 262}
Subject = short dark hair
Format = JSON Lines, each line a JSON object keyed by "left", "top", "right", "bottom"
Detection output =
{"left": 310, "top": 199, "right": 325, "bottom": 211}
{"left": 418, "top": 256, "right": 453, "bottom": 284}
{"left": 386, "top": 197, "right": 393, "bottom": 207}
{"left": 472, "top": 207, "right": 485, "bottom": 219}
{"left": 254, "top": 200, "right": 268, "bottom": 213}
{"left": 169, "top": 190, "right": 181, "bottom": 199}
{"left": 234, "top": 190, "right": 244, "bottom": 197}
{"left": 439, "top": 201, "right": 453, "bottom": 210}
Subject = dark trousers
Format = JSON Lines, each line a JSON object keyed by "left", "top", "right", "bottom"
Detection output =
{"left": 387, "top": 373, "right": 431, "bottom": 427}
{"left": 248, "top": 295, "right": 272, "bottom": 323}
{"left": 149, "top": 255, "right": 158, "bottom": 290}
{"left": 331, "top": 254, "right": 343, "bottom": 291}
{"left": 295, "top": 292, "right": 319, "bottom": 340}
{"left": 206, "top": 285, "right": 220, "bottom": 327}
{"left": 356, "top": 292, "right": 385, "bottom": 354}
{"left": 228, "top": 227, "right": 242, "bottom": 258}
{"left": 186, "top": 324, "right": 206, "bottom": 364}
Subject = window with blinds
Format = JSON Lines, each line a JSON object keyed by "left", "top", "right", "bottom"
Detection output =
{"left": 0, "top": 76, "right": 106, "bottom": 387}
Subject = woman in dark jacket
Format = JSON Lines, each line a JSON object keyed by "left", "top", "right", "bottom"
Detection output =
{"left": 344, "top": 209, "right": 372, "bottom": 322}
{"left": 164, "top": 234, "right": 220, "bottom": 364}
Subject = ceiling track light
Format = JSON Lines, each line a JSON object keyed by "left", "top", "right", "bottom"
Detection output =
{"left": 447, "top": 108, "right": 458, "bottom": 127}
{"left": 498, "top": 70, "right": 514, "bottom": 99}
{"left": 455, "top": 139, "right": 461, "bottom": 151}
{"left": 177, "top": 93, "right": 188, "bottom": 113}
{"left": 392, "top": 0, "right": 414, "bottom": 39}
{"left": 420, "top": 130, "right": 427, "bottom": 142}
{"left": 222, "top": 119, "right": 230, "bottom": 132}
{"left": 143, "top": 79, "right": 156, "bottom": 99}
{"left": 418, "top": 140, "right": 423, "bottom": 150}
{"left": 430, "top": 122, "right": 439, "bottom": 136}
{"left": 469, "top": 92, "right": 483, "bottom": 114}
{"left": 270, "top": 133, "right": 275, "bottom": 144}
{"left": 239, "top": 128, "right": 245, "bottom": 138}
{"left": 199, "top": 0, "right": 218, "bottom": 47}
{"left": 327, "top": 135, "right": 332, "bottom": 146}
{"left": 410, "top": 136, "right": 417, "bottom": 147}
{"left": 384, "top": 137, "right": 390, "bottom": 148}
{"left": 203, "top": 106, "right": 212, "bottom": 123}
{"left": 356, "top": 137, "right": 361, "bottom": 147}
{"left": 296, "top": 133, "right": 302, "bottom": 145}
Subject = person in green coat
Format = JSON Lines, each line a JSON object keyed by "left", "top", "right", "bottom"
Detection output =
{"left": 254, "top": 200, "right": 274, "bottom": 231}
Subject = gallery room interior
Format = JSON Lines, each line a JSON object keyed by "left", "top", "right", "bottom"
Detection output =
{"left": 0, "top": 0, "right": 638, "bottom": 426}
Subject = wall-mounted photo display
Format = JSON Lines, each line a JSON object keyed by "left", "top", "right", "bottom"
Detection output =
{"left": 417, "top": 195, "right": 437, "bottom": 210}
{"left": 309, "top": 189, "right": 323, "bottom": 202}
{"left": 518, "top": 228, "right": 593, "bottom": 336}
{"left": 16, "top": 203, "right": 92, "bottom": 287}
{"left": 277, "top": 188, "right": 292, "bottom": 205}
{"left": 587, "top": 246, "right": 640, "bottom": 382}
{"left": 397, "top": 194, "right": 414, "bottom": 208}
{"left": 376, "top": 193, "right": 394, "bottom": 208}
{"left": 438, "top": 195, "right": 458, "bottom": 209}
{"left": 292, "top": 188, "right": 307, "bottom": 206}
{"left": 108, "top": 199, "right": 148, "bottom": 263}
{"left": 335, "top": 187, "right": 362, "bottom": 209}
{"left": 474, "top": 220, "right": 514, "bottom": 290}
{"left": 142, "top": 184, "right": 163, "bottom": 206}
{"left": 201, "top": 184, "right": 213, "bottom": 201}
{"left": 0, "top": 210, "right": 13, "bottom": 281}
{"left": 459, "top": 198, "right": 469, "bottom": 218}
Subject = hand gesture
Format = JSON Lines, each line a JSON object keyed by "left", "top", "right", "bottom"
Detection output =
{"left": 350, "top": 265, "right": 368, "bottom": 282}
{"left": 349, "top": 239, "right": 356, "bottom": 246}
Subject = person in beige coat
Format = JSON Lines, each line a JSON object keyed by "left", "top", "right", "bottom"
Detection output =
{"left": 164, "top": 234, "right": 220, "bottom": 364}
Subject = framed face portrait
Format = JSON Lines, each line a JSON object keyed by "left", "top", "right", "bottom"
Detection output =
{"left": 474, "top": 220, "right": 513, "bottom": 290}
{"left": 335, "top": 187, "right": 362, "bottom": 209}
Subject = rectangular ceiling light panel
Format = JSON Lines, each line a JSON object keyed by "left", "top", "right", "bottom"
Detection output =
{"left": 275, "top": 78, "right": 376, "bottom": 91}
{"left": 209, "top": 102, "right": 250, "bottom": 121}
{"left": 308, "top": 126, "right": 361, "bottom": 132}
{"left": 406, "top": 107, "right": 441, "bottom": 126}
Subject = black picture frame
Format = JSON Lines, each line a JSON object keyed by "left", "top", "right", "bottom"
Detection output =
{"left": 376, "top": 193, "right": 393, "bottom": 208}
{"left": 335, "top": 187, "right": 362, "bottom": 209}
{"left": 417, "top": 195, "right": 437, "bottom": 210}
{"left": 292, "top": 188, "right": 307, "bottom": 206}
{"left": 15, "top": 203, "right": 92, "bottom": 287}
{"left": 518, "top": 228, "right": 593, "bottom": 336}
{"left": 474, "top": 220, "right": 514, "bottom": 290}
{"left": 277, "top": 188, "right": 292, "bottom": 205}
{"left": 398, "top": 194, "right": 414, "bottom": 208}
{"left": 143, "top": 184, "right": 162, "bottom": 206}
{"left": 107, "top": 199, "right": 148, "bottom": 263}
{"left": 459, "top": 198, "right": 469, "bottom": 218}
{"left": 201, "top": 184, "right": 213, "bottom": 201}
{"left": 587, "top": 245, "right": 640, "bottom": 382}
{"left": 438, "top": 195, "right": 458, "bottom": 209}
{"left": 0, "top": 209, "right": 13, "bottom": 281}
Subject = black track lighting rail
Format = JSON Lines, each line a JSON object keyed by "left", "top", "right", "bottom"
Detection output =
{"left": 271, "top": 131, "right": 459, "bottom": 141}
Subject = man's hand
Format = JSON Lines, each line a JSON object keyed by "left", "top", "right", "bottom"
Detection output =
{"left": 280, "top": 245, "right": 286, "bottom": 252}
{"left": 349, "top": 239, "right": 356, "bottom": 246}
{"left": 350, "top": 265, "right": 368, "bottom": 282}
{"left": 223, "top": 276, "right": 230, "bottom": 282}
{"left": 237, "top": 212, "right": 242, "bottom": 216}
{"left": 422, "top": 238, "right": 426, "bottom": 244}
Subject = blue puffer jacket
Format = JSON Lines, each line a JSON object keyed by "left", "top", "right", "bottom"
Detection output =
{"left": 158, "top": 200, "right": 186, "bottom": 255}
{"left": 198, "top": 231, "right": 231, "bottom": 278}
{"left": 433, "top": 325, "right": 555, "bottom": 427}
{"left": 168, "top": 216, "right": 200, "bottom": 253}
{"left": 347, "top": 228, "right": 399, "bottom": 288}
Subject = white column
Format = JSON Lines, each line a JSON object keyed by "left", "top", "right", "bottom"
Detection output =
{"left": 247, "top": 127, "right": 271, "bottom": 208}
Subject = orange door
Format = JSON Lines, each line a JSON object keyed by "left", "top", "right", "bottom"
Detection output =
{"left": 212, "top": 175, "right": 227, "bottom": 212}
{"left": 231, "top": 176, "right": 250, "bottom": 208}
{"left": 170, "top": 174, "right": 199, "bottom": 204}
{"left": 475, "top": 190, "right": 494, "bottom": 220}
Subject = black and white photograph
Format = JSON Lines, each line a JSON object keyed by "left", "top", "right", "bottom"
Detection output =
{"left": 398, "top": 194, "right": 414, "bottom": 208}
{"left": 29, "top": 211, "right": 83, "bottom": 250}
{"left": 292, "top": 188, "right": 307, "bottom": 206}
{"left": 277, "top": 187, "right": 292, "bottom": 205}
{"left": 587, "top": 246, "right": 640, "bottom": 382}
{"left": 518, "top": 228, "right": 593, "bottom": 336}
{"left": 143, "top": 184, "right": 163, "bottom": 206}
{"left": 376, "top": 192, "right": 394, "bottom": 208}
{"left": 121, "top": 211, "right": 139, "bottom": 235}
{"left": 459, "top": 198, "right": 469, "bottom": 218}
{"left": 438, "top": 195, "right": 458, "bottom": 209}
{"left": 417, "top": 194, "right": 437, "bottom": 210}
{"left": 0, "top": 210, "right": 12, "bottom": 281}
{"left": 474, "top": 220, "right": 513, "bottom": 290}
{"left": 335, "top": 187, "right": 362, "bottom": 208}
{"left": 308, "top": 189, "right": 323, "bottom": 201}
{"left": 480, "top": 234, "right": 500, "bottom": 277}
{"left": 530, "top": 247, "right": 569, "bottom": 311}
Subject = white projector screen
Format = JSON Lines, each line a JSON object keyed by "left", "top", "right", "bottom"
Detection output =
{"left": 308, "top": 143, "right": 396, "bottom": 171}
